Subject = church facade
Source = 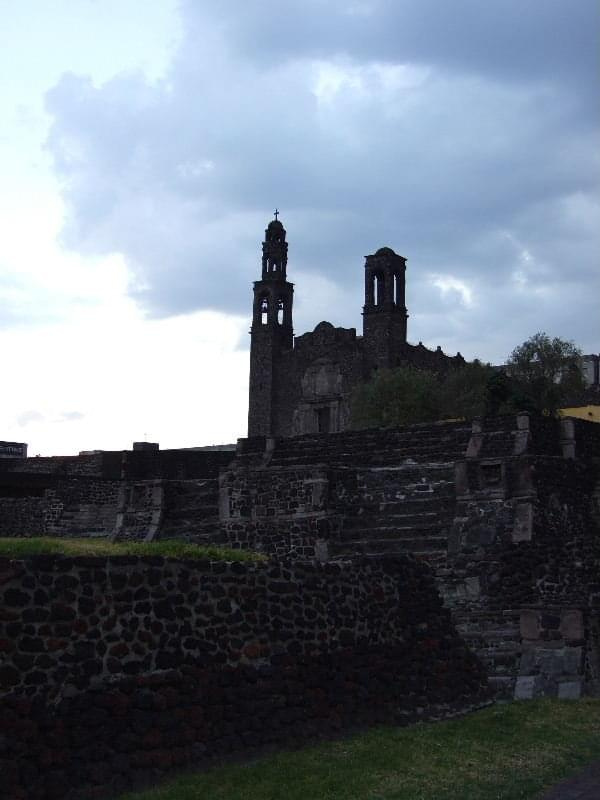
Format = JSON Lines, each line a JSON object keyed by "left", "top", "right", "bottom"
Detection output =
{"left": 248, "top": 215, "right": 465, "bottom": 438}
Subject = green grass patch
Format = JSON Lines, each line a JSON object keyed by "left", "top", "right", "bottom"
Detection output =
{"left": 0, "top": 537, "right": 264, "bottom": 562}
{"left": 117, "top": 699, "right": 600, "bottom": 800}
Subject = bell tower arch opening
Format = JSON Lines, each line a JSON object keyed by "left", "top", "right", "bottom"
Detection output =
{"left": 373, "top": 272, "right": 384, "bottom": 306}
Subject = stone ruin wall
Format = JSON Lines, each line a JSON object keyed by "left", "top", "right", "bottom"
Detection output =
{"left": 218, "top": 416, "right": 600, "bottom": 700}
{"left": 0, "top": 555, "right": 488, "bottom": 800}
{"left": 1, "top": 415, "right": 599, "bottom": 706}
{"left": 446, "top": 451, "right": 600, "bottom": 700}
{"left": 218, "top": 463, "right": 339, "bottom": 559}
{"left": 0, "top": 449, "right": 234, "bottom": 541}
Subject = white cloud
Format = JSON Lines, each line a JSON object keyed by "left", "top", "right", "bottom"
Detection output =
{"left": 1, "top": 301, "right": 249, "bottom": 455}
{"left": 429, "top": 274, "right": 474, "bottom": 308}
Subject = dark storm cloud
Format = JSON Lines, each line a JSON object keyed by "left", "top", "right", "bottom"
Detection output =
{"left": 201, "top": 0, "right": 598, "bottom": 89}
{"left": 45, "top": 1, "right": 599, "bottom": 359}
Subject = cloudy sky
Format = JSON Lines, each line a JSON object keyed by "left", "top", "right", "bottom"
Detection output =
{"left": 1, "top": 0, "right": 598, "bottom": 455}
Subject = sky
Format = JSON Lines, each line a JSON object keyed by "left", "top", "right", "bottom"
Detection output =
{"left": 1, "top": 0, "right": 598, "bottom": 455}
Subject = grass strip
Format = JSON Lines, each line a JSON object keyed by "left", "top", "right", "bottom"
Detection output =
{"left": 0, "top": 537, "right": 264, "bottom": 562}
{"left": 117, "top": 699, "right": 600, "bottom": 800}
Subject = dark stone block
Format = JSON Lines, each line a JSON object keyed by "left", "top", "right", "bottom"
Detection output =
{"left": 78, "top": 597, "right": 96, "bottom": 615}
{"left": 541, "top": 613, "right": 561, "bottom": 630}
{"left": 338, "top": 629, "right": 355, "bottom": 646}
{"left": 3, "top": 588, "right": 31, "bottom": 607}
{"left": 44, "top": 769, "right": 70, "bottom": 800}
{"left": 23, "top": 670, "right": 47, "bottom": 686}
{"left": 0, "top": 665, "right": 19, "bottom": 687}
{"left": 55, "top": 575, "right": 79, "bottom": 591}
{"left": 153, "top": 601, "right": 176, "bottom": 621}
{"left": 22, "top": 607, "right": 49, "bottom": 623}
{"left": 34, "top": 654, "right": 55, "bottom": 669}
{"left": 156, "top": 652, "right": 180, "bottom": 669}
{"left": 122, "top": 661, "right": 143, "bottom": 675}
{"left": 50, "top": 604, "right": 76, "bottom": 622}
{"left": 147, "top": 569, "right": 163, "bottom": 587}
{"left": 13, "top": 653, "right": 36, "bottom": 671}
{"left": 20, "top": 637, "right": 46, "bottom": 653}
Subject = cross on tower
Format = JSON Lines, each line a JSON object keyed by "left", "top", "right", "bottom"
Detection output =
{"left": 274, "top": 208, "right": 279, "bottom": 221}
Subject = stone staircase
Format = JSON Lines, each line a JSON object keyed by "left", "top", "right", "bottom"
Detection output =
{"left": 269, "top": 420, "right": 472, "bottom": 469}
{"left": 289, "top": 421, "right": 471, "bottom": 567}
{"left": 330, "top": 463, "right": 457, "bottom": 568}
{"left": 159, "top": 478, "right": 221, "bottom": 543}
{"left": 445, "top": 609, "right": 522, "bottom": 699}
{"left": 111, "top": 477, "right": 222, "bottom": 543}
{"left": 477, "top": 416, "right": 521, "bottom": 457}
{"left": 47, "top": 504, "right": 118, "bottom": 537}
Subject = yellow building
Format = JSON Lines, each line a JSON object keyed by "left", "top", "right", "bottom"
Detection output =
{"left": 561, "top": 405, "right": 600, "bottom": 423}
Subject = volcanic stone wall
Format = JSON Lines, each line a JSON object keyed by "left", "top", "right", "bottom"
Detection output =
{"left": 0, "top": 480, "right": 121, "bottom": 538}
{"left": 1, "top": 453, "right": 109, "bottom": 477}
{"left": 219, "top": 464, "right": 339, "bottom": 558}
{"left": 0, "top": 555, "right": 488, "bottom": 800}
{"left": 1, "top": 449, "right": 234, "bottom": 482}
{"left": 572, "top": 416, "right": 600, "bottom": 461}
{"left": 121, "top": 449, "right": 234, "bottom": 481}
{"left": 0, "top": 497, "right": 47, "bottom": 537}
{"left": 446, "top": 434, "right": 600, "bottom": 699}
{"left": 221, "top": 416, "right": 600, "bottom": 700}
{"left": 0, "top": 448, "right": 236, "bottom": 540}
{"left": 219, "top": 420, "right": 472, "bottom": 561}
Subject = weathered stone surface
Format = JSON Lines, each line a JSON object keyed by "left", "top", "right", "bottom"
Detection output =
{"left": 222, "top": 414, "right": 600, "bottom": 703}
{"left": 0, "top": 554, "right": 489, "bottom": 800}
{"left": 512, "top": 502, "right": 533, "bottom": 542}
{"left": 1, "top": 412, "right": 599, "bottom": 714}
{"left": 560, "top": 610, "right": 584, "bottom": 642}
{"left": 558, "top": 680, "right": 582, "bottom": 700}
{"left": 521, "top": 610, "right": 541, "bottom": 640}
{"left": 514, "top": 675, "right": 537, "bottom": 700}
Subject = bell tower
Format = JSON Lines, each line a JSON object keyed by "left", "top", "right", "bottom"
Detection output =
{"left": 248, "top": 212, "right": 294, "bottom": 437}
{"left": 362, "top": 247, "right": 409, "bottom": 367}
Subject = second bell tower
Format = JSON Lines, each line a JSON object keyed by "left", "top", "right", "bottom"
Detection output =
{"left": 362, "top": 246, "right": 409, "bottom": 367}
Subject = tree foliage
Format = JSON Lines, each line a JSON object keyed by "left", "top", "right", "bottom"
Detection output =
{"left": 506, "top": 332, "right": 584, "bottom": 413}
{"left": 350, "top": 362, "right": 497, "bottom": 429}
{"left": 438, "top": 361, "right": 495, "bottom": 420}
{"left": 349, "top": 333, "right": 585, "bottom": 429}
{"left": 350, "top": 367, "right": 441, "bottom": 429}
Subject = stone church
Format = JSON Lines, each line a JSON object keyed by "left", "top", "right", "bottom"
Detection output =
{"left": 248, "top": 215, "right": 464, "bottom": 437}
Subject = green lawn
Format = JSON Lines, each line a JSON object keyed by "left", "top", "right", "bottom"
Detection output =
{"left": 117, "top": 699, "right": 600, "bottom": 800}
{"left": 0, "top": 536, "right": 263, "bottom": 562}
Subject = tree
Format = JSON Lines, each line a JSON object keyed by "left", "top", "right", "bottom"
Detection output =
{"left": 440, "top": 361, "right": 496, "bottom": 420}
{"left": 349, "top": 333, "right": 586, "bottom": 430}
{"left": 506, "top": 332, "right": 585, "bottom": 414}
{"left": 350, "top": 367, "right": 442, "bottom": 429}
{"left": 350, "top": 362, "right": 496, "bottom": 429}
{"left": 485, "top": 369, "right": 518, "bottom": 416}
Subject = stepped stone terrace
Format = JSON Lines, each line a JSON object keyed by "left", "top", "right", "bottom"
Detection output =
{"left": 1, "top": 414, "right": 599, "bottom": 702}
